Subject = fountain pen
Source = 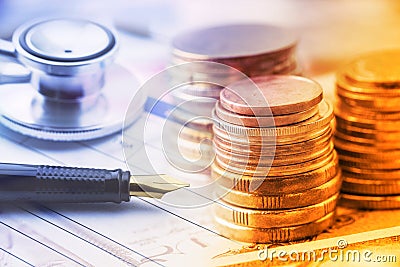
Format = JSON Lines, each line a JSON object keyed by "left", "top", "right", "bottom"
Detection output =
{"left": 0, "top": 162, "right": 189, "bottom": 203}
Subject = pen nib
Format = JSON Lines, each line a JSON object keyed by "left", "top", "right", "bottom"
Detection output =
{"left": 129, "top": 174, "right": 190, "bottom": 198}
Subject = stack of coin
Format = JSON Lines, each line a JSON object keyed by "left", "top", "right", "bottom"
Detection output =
{"left": 168, "top": 24, "right": 299, "bottom": 166}
{"left": 334, "top": 50, "right": 400, "bottom": 209}
{"left": 171, "top": 24, "right": 299, "bottom": 78}
{"left": 212, "top": 75, "right": 342, "bottom": 243}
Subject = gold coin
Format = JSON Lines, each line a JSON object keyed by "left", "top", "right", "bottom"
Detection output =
{"left": 215, "top": 150, "right": 336, "bottom": 177}
{"left": 335, "top": 146, "right": 400, "bottom": 161}
{"left": 339, "top": 159, "right": 400, "bottom": 171}
{"left": 213, "top": 122, "right": 332, "bottom": 145}
{"left": 213, "top": 127, "right": 332, "bottom": 156}
{"left": 215, "top": 101, "right": 319, "bottom": 127}
{"left": 213, "top": 134, "right": 276, "bottom": 156}
{"left": 335, "top": 131, "right": 400, "bottom": 149}
{"left": 213, "top": 193, "right": 338, "bottom": 228}
{"left": 336, "top": 100, "right": 400, "bottom": 120}
{"left": 218, "top": 171, "right": 342, "bottom": 209}
{"left": 247, "top": 59, "right": 300, "bottom": 76}
{"left": 215, "top": 141, "right": 334, "bottom": 167}
{"left": 173, "top": 48, "right": 296, "bottom": 68}
{"left": 336, "top": 114, "right": 400, "bottom": 133}
{"left": 220, "top": 75, "right": 322, "bottom": 116}
{"left": 340, "top": 166, "right": 400, "bottom": 180}
{"left": 212, "top": 100, "right": 333, "bottom": 137}
{"left": 336, "top": 124, "right": 400, "bottom": 142}
{"left": 214, "top": 211, "right": 335, "bottom": 243}
{"left": 168, "top": 59, "right": 300, "bottom": 87}
{"left": 336, "top": 73, "right": 400, "bottom": 96}
{"left": 339, "top": 152, "right": 400, "bottom": 164}
{"left": 339, "top": 193, "right": 400, "bottom": 210}
{"left": 339, "top": 154, "right": 400, "bottom": 169}
{"left": 215, "top": 135, "right": 332, "bottom": 159}
{"left": 171, "top": 24, "right": 297, "bottom": 61}
{"left": 337, "top": 92, "right": 400, "bottom": 112}
{"left": 336, "top": 86, "right": 400, "bottom": 105}
{"left": 341, "top": 50, "right": 400, "bottom": 85}
{"left": 211, "top": 155, "right": 339, "bottom": 195}
{"left": 335, "top": 111, "right": 400, "bottom": 131}
{"left": 342, "top": 175, "right": 400, "bottom": 195}
{"left": 334, "top": 136, "right": 400, "bottom": 154}
{"left": 212, "top": 124, "right": 275, "bottom": 145}
{"left": 334, "top": 131, "right": 400, "bottom": 149}
{"left": 179, "top": 57, "right": 299, "bottom": 81}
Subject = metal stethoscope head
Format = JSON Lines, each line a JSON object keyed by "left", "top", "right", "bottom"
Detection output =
{"left": 0, "top": 18, "right": 142, "bottom": 141}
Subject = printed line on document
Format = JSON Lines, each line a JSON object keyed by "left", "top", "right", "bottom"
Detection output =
{"left": 37, "top": 206, "right": 164, "bottom": 267}
{"left": 0, "top": 247, "right": 34, "bottom": 267}
{"left": 0, "top": 221, "right": 86, "bottom": 267}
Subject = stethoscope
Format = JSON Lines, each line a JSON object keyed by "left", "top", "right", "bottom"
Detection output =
{"left": 0, "top": 18, "right": 141, "bottom": 141}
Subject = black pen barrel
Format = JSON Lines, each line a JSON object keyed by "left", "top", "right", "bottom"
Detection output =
{"left": 0, "top": 163, "right": 131, "bottom": 203}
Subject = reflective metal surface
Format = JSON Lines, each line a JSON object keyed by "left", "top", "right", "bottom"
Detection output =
{"left": 23, "top": 19, "right": 114, "bottom": 61}
{"left": 13, "top": 18, "right": 118, "bottom": 75}
{"left": 0, "top": 64, "right": 142, "bottom": 141}
{"left": 0, "top": 18, "right": 140, "bottom": 140}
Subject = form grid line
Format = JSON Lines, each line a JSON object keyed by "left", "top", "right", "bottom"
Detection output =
{"left": 78, "top": 141, "right": 127, "bottom": 165}
{"left": 138, "top": 198, "right": 229, "bottom": 241}
{"left": 21, "top": 207, "right": 140, "bottom": 267}
{"left": 0, "top": 247, "right": 35, "bottom": 267}
{"left": 0, "top": 221, "right": 86, "bottom": 267}
{"left": 40, "top": 206, "right": 165, "bottom": 267}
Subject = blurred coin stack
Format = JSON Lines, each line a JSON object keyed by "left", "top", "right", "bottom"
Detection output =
{"left": 334, "top": 50, "right": 400, "bottom": 209}
{"left": 212, "top": 75, "right": 342, "bottom": 243}
{"left": 169, "top": 24, "right": 299, "bottom": 165}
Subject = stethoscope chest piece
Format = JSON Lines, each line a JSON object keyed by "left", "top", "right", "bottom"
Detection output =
{"left": 0, "top": 18, "right": 141, "bottom": 141}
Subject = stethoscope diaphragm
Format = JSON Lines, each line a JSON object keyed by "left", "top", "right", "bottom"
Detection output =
{"left": 0, "top": 18, "right": 142, "bottom": 141}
